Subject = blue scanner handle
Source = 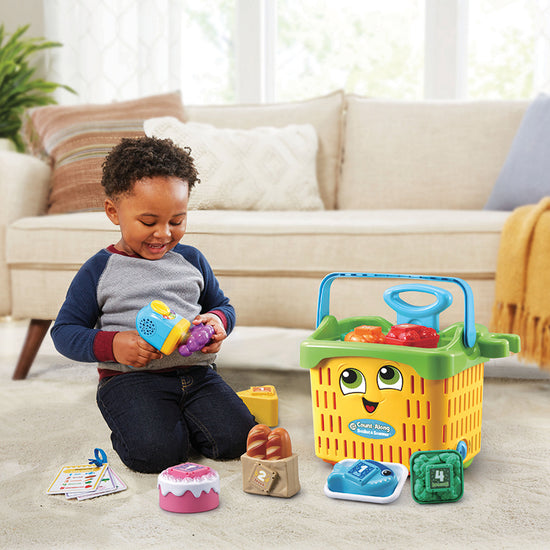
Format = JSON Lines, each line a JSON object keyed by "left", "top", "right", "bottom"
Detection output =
{"left": 383, "top": 284, "right": 453, "bottom": 332}
{"left": 316, "top": 272, "right": 477, "bottom": 349}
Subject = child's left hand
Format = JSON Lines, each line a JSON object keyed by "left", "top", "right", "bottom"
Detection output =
{"left": 192, "top": 313, "right": 226, "bottom": 354}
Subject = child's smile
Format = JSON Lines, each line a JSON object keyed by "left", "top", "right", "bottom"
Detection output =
{"left": 105, "top": 175, "right": 189, "bottom": 260}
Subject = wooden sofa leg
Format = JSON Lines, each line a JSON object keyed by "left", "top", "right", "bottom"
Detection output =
{"left": 12, "top": 319, "right": 52, "bottom": 380}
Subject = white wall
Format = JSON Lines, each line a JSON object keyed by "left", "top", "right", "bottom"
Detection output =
{"left": 1, "top": 1, "right": 47, "bottom": 79}
{"left": 1, "top": 0, "right": 45, "bottom": 35}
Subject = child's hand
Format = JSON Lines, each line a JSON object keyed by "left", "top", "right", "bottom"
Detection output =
{"left": 112, "top": 330, "right": 163, "bottom": 368}
{"left": 192, "top": 313, "right": 227, "bottom": 354}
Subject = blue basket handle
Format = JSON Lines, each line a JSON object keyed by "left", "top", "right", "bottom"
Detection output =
{"left": 383, "top": 283, "right": 453, "bottom": 332}
{"left": 316, "top": 272, "right": 477, "bottom": 348}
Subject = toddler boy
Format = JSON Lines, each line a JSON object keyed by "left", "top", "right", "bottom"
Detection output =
{"left": 51, "top": 137, "right": 256, "bottom": 473}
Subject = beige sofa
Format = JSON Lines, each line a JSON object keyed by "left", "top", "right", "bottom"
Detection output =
{"left": 0, "top": 91, "right": 528, "bottom": 379}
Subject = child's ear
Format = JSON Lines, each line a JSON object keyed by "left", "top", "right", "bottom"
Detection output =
{"left": 104, "top": 199, "right": 120, "bottom": 225}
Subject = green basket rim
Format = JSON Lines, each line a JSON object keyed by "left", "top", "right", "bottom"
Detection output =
{"left": 300, "top": 315, "right": 520, "bottom": 380}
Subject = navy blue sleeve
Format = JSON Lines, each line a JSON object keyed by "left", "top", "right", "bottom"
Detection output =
{"left": 51, "top": 250, "right": 110, "bottom": 362}
{"left": 175, "top": 244, "right": 236, "bottom": 334}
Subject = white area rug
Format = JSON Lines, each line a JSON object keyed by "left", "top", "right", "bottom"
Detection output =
{"left": 1, "top": 322, "right": 550, "bottom": 549}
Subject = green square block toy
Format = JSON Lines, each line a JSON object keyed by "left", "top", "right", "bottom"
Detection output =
{"left": 410, "top": 450, "right": 464, "bottom": 504}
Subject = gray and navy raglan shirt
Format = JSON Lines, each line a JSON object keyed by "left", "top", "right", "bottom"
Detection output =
{"left": 51, "top": 244, "right": 235, "bottom": 379}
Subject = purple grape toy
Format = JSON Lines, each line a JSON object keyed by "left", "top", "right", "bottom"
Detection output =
{"left": 178, "top": 323, "right": 215, "bottom": 356}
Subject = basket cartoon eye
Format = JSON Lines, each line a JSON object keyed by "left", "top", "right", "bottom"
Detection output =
{"left": 339, "top": 368, "right": 366, "bottom": 395}
{"left": 377, "top": 365, "right": 403, "bottom": 391}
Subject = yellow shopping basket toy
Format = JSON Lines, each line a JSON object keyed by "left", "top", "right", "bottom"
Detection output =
{"left": 300, "top": 273, "right": 520, "bottom": 470}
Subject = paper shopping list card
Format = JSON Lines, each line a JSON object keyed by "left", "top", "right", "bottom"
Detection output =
{"left": 46, "top": 463, "right": 108, "bottom": 495}
{"left": 66, "top": 467, "right": 127, "bottom": 500}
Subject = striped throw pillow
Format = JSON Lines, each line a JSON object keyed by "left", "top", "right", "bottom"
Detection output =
{"left": 23, "top": 92, "right": 187, "bottom": 214}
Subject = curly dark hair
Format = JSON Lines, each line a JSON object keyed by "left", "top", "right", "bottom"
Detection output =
{"left": 101, "top": 136, "right": 200, "bottom": 198}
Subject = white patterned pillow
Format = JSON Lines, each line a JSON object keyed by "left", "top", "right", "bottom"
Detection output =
{"left": 144, "top": 117, "right": 324, "bottom": 210}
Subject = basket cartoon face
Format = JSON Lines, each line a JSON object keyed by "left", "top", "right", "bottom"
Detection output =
{"left": 339, "top": 358, "right": 404, "bottom": 415}
{"left": 320, "top": 356, "right": 417, "bottom": 439}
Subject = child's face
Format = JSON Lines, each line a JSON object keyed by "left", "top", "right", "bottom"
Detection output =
{"left": 105, "top": 176, "right": 189, "bottom": 260}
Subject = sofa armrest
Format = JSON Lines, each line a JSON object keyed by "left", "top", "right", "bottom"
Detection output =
{"left": 0, "top": 151, "right": 51, "bottom": 316}
{"left": 0, "top": 151, "right": 51, "bottom": 221}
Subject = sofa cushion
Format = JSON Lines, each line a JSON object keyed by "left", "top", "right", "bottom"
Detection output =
{"left": 144, "top": 118, "right": 324, "bottom": 211}
{"left": 185, "top": 90, "right": 344, "bottom": 209}
{"left": 7, "top": 209, "right": 510, "bottom": 327}
{"left": 22, "top": 92, "right": 187, "bottom": 215}
{"left": 484, "top": 93, "right": 550, "bottom": 210}
{"left": 339, "top": 96, "right": 528, "bottom": 210}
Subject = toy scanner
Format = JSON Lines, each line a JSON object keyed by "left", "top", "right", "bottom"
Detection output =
{"left": 136, "top": 300, "right": 214, "bottom": 356}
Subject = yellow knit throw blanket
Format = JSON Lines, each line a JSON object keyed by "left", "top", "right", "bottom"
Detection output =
{"left": 491, "top": 196, "right": 550, "bottom": 370}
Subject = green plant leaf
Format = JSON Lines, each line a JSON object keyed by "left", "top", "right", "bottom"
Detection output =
{"left": 0, "top": 23, "right": 76, "bottom": 151}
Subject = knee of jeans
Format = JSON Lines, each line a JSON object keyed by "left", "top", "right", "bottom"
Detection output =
{"left": 207, "top": 417, "right": 257, "bottom": 460}
{"left": 114, "top": 432, "right": 188, "bottom": 474}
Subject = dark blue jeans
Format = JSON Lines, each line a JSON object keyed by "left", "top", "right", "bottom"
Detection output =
{"left": 96, "top": 366, "right": 256, "bottom": 473}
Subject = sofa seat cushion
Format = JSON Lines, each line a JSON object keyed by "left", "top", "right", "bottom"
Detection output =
{"left": 7, "top": 209, "right": 509, "bottom": 274}
{"left": 7, "top": 209, "right": 509, "bottom": 326}
{"left": 185, "top": 209, "right": 510, "bottom": 277}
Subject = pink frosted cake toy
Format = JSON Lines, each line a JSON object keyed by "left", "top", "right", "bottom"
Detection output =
{"left": 158, "top": 463, "right": 220, "bottom": 513}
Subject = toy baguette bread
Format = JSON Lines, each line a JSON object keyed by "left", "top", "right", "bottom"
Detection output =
{"left": 242, "top": 425, "right": 300, "bottom": 498}
{"left": 246, "top": 425, "right": 292, "bottom": 460}
{"left": 266, "top": 428, "right": 292, "bottom": 460}
{"left": 246, "top": 424, "right": 271, "bottom": 459}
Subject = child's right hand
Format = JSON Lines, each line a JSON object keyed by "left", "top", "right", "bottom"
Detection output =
{"left": 112, "top": 330, "right": 163, "bottom": 368}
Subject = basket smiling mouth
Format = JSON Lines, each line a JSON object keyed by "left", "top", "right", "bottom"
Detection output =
{"left": 362, "top": 398, "right": 379, "bottom": 414}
